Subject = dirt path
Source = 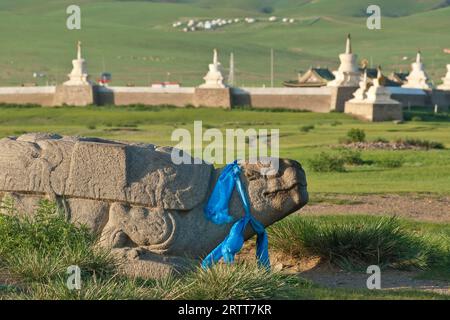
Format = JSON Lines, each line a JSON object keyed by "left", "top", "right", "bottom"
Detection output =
{"left": 0, "top": 269, "right": 19, "bottom": 291}
{"left": 299, "top": 268, "right": 450, "bottom": 295}
{"left": 237, "top": 247, "right": 450, "bottom": 296}
{"left": 300, "top": 193, "right": 450, "bottom": 222}
{"left": 298, "top": 263, "right": 450, "bottom": 296}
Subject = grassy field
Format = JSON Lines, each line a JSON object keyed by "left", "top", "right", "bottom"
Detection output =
{"left": 0, "top": 0, "right": 449, "bottom": 86}
{"left": 1, "top": 0, "right": 449, "bottom": 301}
{"left": 1, "top": 105, "right": 449, "bottom": 194}
{"left": 3, "top": 105, "right": 448, "bottom": 300}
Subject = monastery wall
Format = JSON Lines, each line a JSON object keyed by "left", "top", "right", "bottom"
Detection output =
{"left": 95, "top": 86, "right": 196, "bottom": 107}
{"left": 388, "top": 87, "right": 430, "bottom": 108}
{"left": 232, "top": 87, "right": 333, "bottom": 112}
{"left": 431, "top": 89, "right": 450, "bottom": 112}
{"left": 97, "top": 86, "right": 333, "bottom": 111}
{"left": 329, "top": 86, "right": 359, "bottom": 112}
{"left": 345, "top": 102, "right": 403, "bottom": 122}
{"left": 0, "top": 85, "right": 448, "bottom": 115}
{"left": 0, "top": 87, "right": 55, "bottom": 106}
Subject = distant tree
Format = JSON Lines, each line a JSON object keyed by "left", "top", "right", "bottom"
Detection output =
{"left": 260, "top": 6, "right": 274, "bottom": 14}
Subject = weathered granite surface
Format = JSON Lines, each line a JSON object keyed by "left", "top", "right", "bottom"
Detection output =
{"left": 0, "top": 133, "right": 308, "bottom": 278}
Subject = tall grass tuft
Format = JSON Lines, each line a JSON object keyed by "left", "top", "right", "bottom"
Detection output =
{"left": 269, "top": 216, "right": 441, "bottom": 270}
{"left": 6, "top": 275, "right": 153, "bottom": 300}
{"left": 4, "top": 263, "right": 294, "bottom": 300}
{"left": 178, "top": 263, "right": 294, "bottom": 300}
{"left": 0, "top": 199, "right": 115, "bottom": 282}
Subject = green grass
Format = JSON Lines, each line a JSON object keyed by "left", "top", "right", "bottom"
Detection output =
{"left": 376, "top": 155, "right": 405, "bottom": 168}
{"left": 269, "top": 215, "right": 450, "bottom": 271}
{"left": 0, "top": 1, "right": 449, "bottom": 299}
{"left": 1, "top": 105, "right": 449, "bottom": 194}
{"left": 0, "top": 1, "right": 449, "bottom": 86}
{"left": 6, "top": 266, "right": 449, "bottom": 300}
{"left": 308, "top": 152, "right": 346, "bottom": 172}
{"left": 0, "top": 198, "right": 115, "bottom": 282}
{"left": 0, "top": 201, "right": 448, "bottom": 300}
{"left": 0, "top": 199, "right": 293, "bottom": 300}
{"left": 2, "top": 264, "right": 295, "bottom": 300}
{"left": 308, "top": 149, "right": 366, "bottom": 172}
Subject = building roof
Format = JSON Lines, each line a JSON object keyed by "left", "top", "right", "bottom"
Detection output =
{"left": 362, "top": 68, "right": 403, "bottom": 87}
{"left": 312, "top": 68, "right": 335, "bottom": 81}
{"left": 389, "top": 72, "right": 409, "bottom": 84}
{"left": 284, "top": 67, "right": 335, "bottom": 87}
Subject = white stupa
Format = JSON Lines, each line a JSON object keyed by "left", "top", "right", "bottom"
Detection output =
{"left": 344, "top": 66, "right": 402, "bottom": 122}
{"left": 327, "top": 34, "right": 361, "bottom": 87}
{"left": 64, "top": 41, "right": 91, "bottom": 86}
{"left": 365, "top": 66, "right": 399, "bottom": 104}
{"left": 402, "top": 51, "right": 432, "bottom": 90}
{"left": 438, "top": 65, "right": 450, "bottom": 90}
{"left": 350, "top": 70, "right": 369, "bottom": 102}
{"left": 199, "top": 49, "right": 227, "bottom": 88}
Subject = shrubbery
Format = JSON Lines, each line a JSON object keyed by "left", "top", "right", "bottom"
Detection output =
{"left": 308, "top": 152, "right": 346, "bottom": 172}
{"left": 308, "top": 149, "right": 364, "bottom": 172}
{"left": 260, "top": 6, "right": 274, "bottom": 14}
{"left": 373, "top": 137, "right": 389, "bottom": 143}
{"left": 339, "top": 130, "right": 445, "bottom": 151}
{"left": 346, "top": 128, "right": 366, "bottom": 143}
{"left": 338, "top": 149, "right": 364, "bottom": 165}
{"left": 300, "top": 125, "right": 315, "bottom": 132}
{"left": 396, "top": 138, "right": 445, "bottom": 150}
{"left": 377, "top": 155, "right": 404, "bottom": 168}
{"left": 330, "top": 121, "right": 342, "bottom": 127}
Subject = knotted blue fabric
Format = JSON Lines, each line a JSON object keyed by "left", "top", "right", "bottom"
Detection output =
{"left": 202, "top": 161, "right": 270, "bottom": 269}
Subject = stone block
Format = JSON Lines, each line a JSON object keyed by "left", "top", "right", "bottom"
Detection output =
{"left": 53, "top": 85, "right": 95, "bottom": 106}
{"left": 330, "top": 86, "right": 358, "bottom": 112}
{"left": 345, "top": 101, "right": 403, "bottom": 122}
{"left": 194, "top": 87, "right": 231, "bottom": 108}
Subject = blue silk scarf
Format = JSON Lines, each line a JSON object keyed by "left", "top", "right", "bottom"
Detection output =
{"left": 202, "top": 161, "right": 270, "bottom": 269}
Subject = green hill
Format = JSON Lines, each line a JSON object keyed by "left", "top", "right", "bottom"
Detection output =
{"left": 121, "top": 0, "right": 449, "bottom": 17}
{"left": 0, "top": 0, "right": 448, "bottom": 86}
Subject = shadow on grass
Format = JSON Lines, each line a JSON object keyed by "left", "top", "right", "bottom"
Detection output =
{"left": 0, "top": 103, "right": 40, "bottom": 109}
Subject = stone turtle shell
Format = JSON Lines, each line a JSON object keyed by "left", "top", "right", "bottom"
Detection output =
{"left": 0, "top": 133, "right": 213, "bottom": 211}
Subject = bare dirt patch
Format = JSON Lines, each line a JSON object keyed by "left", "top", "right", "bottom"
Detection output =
{"left": 298, "top": 264, "right": 450, "bottom": 295}
{"left": 301, "top": 193, "right": 450, "bottom": 222}
{"left": 0, "top": 268, "right": 21, "bottom": 290}
{"left": 237, "top": 244, "right": 450, "bottom": 295}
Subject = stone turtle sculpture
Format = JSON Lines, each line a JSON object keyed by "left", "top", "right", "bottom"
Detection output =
{"left": 0, "top": 133, "right": 308, "bottom": 278}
